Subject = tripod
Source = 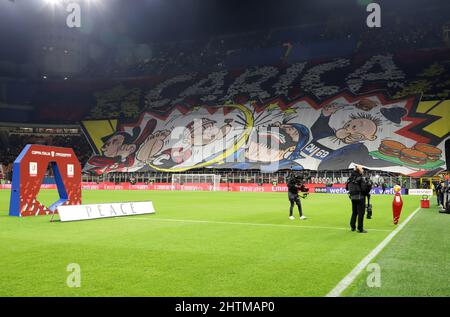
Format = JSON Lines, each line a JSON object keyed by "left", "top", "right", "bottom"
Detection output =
{"left": 366, "top": 194, "right": 372, "bottom": 219}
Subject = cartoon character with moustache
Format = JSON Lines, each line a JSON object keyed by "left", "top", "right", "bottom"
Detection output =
{"left": 143, "top": 117, "right": 234, "bottom": 169}
{"left": 218, "top": 120, "right": 310, "bottom": 172}
{"left": 85, "top": 120, "right": 157, "bottom": 175}
{"left": 299, "top": 102, "right": 393, "bottom": 170}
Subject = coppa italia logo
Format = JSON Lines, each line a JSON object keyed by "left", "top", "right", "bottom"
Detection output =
{"left": 67, "top": 164, "right": 74, "bottom": 178}
{"left": 29, "top": 162, "right": 38, "bottom": 177}
{"left": 31, "top": 150, "right": 72, "bottom": 158}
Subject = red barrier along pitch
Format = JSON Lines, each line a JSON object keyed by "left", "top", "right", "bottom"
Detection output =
{"left": 9, "top": 145, "right": 82, "bottom": 217}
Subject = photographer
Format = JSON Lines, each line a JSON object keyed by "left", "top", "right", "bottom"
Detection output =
{"left": 287, "top": 172, "right": 308, "bottom": 220}
{"left": 345, "top": 166, "right": 369, "bottom": 233}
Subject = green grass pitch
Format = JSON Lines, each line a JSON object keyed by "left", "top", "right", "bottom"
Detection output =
{"left": 0, "top": 189, "right": 448, "bottom": 297}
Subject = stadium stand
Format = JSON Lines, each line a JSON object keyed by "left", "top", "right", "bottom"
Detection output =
{"left": 0, "top": 128, "right": 92, "bottom": 169}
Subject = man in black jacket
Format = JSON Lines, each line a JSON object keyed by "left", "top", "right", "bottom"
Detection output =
{"left": 287, "top": 173, "right": 308, "bottom": 220}
{"left": 346, "top": 166, "right": 368, "bottom": 233}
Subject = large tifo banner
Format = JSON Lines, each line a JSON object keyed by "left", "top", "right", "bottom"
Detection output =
{"left": 82, "top": 90, "right": 449, "bottom": 176}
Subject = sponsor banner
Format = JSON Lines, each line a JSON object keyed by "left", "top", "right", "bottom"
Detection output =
{"left": 77, "top": 182, "right": 329, "bottom": 192}
{"left": 57, "top": 201, "right": 155, "bottom": 222}
{"left": 0, "top": 182, "right": 412, "bottom": 195}
{"left": 408, "top": 188, "right": 433, "bottom": 196}
{"left": 0, "top": 184, "right": 56, "bottom": 190}
{"left": 324, "top": 187, "right": 406, "bottom": 195}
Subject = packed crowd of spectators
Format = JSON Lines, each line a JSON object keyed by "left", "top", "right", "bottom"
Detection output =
{"left": 0, "top": 162, "right": 12, "bottom": 183}
{"left": 357, "top": 15, "right": 444, "bottom": 53}
{"left": 0, "top": 133, "right": 92, "bottom": 179}
{"left": 79, "top": 8, "right": 448, "bottom": 79}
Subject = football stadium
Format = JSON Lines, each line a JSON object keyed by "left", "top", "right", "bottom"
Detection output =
{"left": 0, "top": 0, "right": 450, "bottom": 306}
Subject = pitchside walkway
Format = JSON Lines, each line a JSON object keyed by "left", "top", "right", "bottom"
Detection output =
{"left": 343, "top": 203, "right": 450, "bottom": 296}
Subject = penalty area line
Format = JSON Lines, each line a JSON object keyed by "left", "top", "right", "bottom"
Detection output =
{"left": 122, "top": 217, "right": 392, "bottom": 232}
{"left": 326, "top": 206, "right": 421, "bottom": 297}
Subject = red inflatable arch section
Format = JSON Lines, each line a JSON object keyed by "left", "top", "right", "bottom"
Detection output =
{"left": 9, "top": 145, "right": 82, "bottom": 217}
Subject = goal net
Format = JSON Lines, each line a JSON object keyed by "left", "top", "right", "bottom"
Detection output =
{"left": 171, "top": 174, "right": 221, "bottom": 191}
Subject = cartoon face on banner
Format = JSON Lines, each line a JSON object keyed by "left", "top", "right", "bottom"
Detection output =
{"left": 84, "top": 104, "right": 254, "bottom": 174}
{"left": 82, "top": 91, "right": 449, "bottom": 176}
{"left": 133, "top": 105, "right": 252, "bottom": 171}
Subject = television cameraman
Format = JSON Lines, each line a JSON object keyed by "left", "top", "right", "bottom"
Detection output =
{"left": 287, "top": 172, "right": 309, "bottom": 220}
{"left": 346, "top": 165, "right": 370, "bottom": 233}
{"left": 439, "top": 180, "right": 449, "bottom": 213}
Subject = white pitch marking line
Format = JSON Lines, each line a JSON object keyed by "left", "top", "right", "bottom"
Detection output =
{"left": 326, "top": 206, "right": 421, "bottom": 297}
{"left": 123, "top": 217, "right": 392, "bottom": 232}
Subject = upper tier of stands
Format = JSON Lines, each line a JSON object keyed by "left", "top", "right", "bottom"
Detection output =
{"left": 79, "top": 12, "right": 449, "bottom": 79}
